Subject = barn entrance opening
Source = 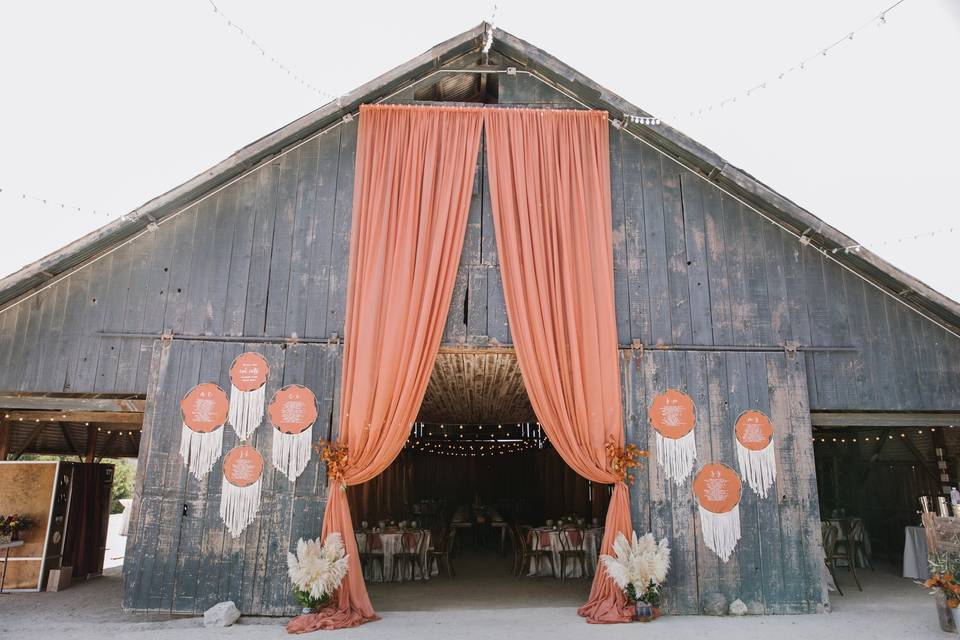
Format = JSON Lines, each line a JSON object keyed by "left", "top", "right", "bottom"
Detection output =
{"left": 345, "top": 351, "right": 608, "bottom": 609}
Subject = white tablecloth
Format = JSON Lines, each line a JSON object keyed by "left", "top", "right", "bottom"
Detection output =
{"left": 903, "top": 526, "right": 930, "bottom": 580}
{"left": 356, "top": 531, "right": 434, "bottom": 582}
{"left": 527, "top": 527, "right": 602, "bottom": 578}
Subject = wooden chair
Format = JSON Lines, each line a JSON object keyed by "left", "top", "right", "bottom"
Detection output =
{"left": 393, "top": 530, "right": 426, "bottom": 581}
{"left": 507, "top": 524, "right": 526, "bottom": 576}
{"left": 521, "top": 527, "right": 555, "bottom": 578}
{"left": 558, "top": 526, "right": 588, "bottom": 580}
{"left": 849, "top": 519, "right": 874, "bottom": 570}
{"left": 359, "top": 532, "right": 384, "bottom": 581}
{"left": 832, "top": 519, "right": 863, "bottom": 591}
{"left": 429, "top": 526, "right": 457, "bottom": 578}
{"left": 821, "top": 522, "right": 843, "bottom": 596}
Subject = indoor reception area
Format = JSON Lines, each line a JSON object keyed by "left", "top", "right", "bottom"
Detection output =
{"left": 345, "top": 351, "right": 609, "bottom": 609}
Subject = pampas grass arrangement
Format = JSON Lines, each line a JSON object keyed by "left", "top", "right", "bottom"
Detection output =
{"left": 287, "top": 533, "right": 349, "bottom": 611}
{"left": 600, "top": 531, "right": 671, "bottom": 605}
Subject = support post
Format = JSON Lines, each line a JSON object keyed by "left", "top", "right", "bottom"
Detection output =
{"left": 0, "top": 420, "right": 10, "bottom": 460}
{"left": 85, "top": 426, "right": 98, "bottom": 464}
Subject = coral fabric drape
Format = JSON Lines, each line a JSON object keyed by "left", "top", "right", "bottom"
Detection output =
{"left": 484, "top": 108, "right": 634, "bottom": 623}
{"left": 286, "top": 104, "right": 483, "bottom": 633}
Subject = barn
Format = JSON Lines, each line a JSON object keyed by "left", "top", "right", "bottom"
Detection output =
{"left": 0, "top": 23, "right": 957, "bottom": 620}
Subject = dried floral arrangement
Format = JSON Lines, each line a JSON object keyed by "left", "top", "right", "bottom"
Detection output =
{"left": 601, "top": 531, "right": 671, "bottom": 606}
{"left": 315, "top": 440, "right": 349, "bottom": 482}
{"left": 287, "top": 533, "right": 350, "bottom": 611}
{"left": 926, "top": 551, "right": 960, "bottom": 608}
{"left": 606, "top": 440, "right": 649, "bottom": 484}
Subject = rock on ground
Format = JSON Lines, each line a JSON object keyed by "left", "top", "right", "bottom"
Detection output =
{"left": 728, "top": 599, "right": 748, "bottom": 616}
{"left": 702, "top": 592, "right": 727, "bottom": 616}
{"left": 204, "top": 601, "right": 241, "bottom": 628}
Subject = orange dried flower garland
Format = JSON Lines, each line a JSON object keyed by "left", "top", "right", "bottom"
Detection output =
{"left": 315, "top": 440, "right": 349, "bottom": 483}
{"left": 926, "top": 573, "right": 960, "bottom": 607}
{"left": 606, "top": 439, "right": 649, "bottom": 484}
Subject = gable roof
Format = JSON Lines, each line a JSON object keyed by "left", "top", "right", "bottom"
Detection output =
{"left": 2, "top": 23, "right": 958, "bottom": 334}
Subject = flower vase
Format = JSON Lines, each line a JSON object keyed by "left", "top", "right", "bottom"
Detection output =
{"left": 0, "top": 533, "right": 12, "bottom": 545}
{"left": 935, "top": 592, "right": 956, "bottom": 633}
{"left": 634, "top": 600, "right": 659, "bottom": 622}
{"left": 951, "top": 605, "right": 960, "bottom": 635}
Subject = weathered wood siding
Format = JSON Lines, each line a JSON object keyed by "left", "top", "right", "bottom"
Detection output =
{"left": 0, "top": 71, "right": 956, "bottom": 411}
{"left": 622, "top": 349, "right": 825, "bottom": 613}
{"left": 123, "top": 339, "right": 339, "bottom": 615}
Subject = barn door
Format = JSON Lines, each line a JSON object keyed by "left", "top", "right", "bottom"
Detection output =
{"left": 123, "top": 338, "right": 341, "bottom": 615}
{"left": 621, "top": 349, "right": 827, "bottom": 614}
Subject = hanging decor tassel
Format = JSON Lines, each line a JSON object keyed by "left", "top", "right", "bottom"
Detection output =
{"left": 179, "top": 383, "right": 229, "bottom": 480}
{"left": 693, "top": 463, "right": 743, "bottom": 562}
{"left": 227, "top": 352, "right": 270, "bottom": 441}
{"left": 269, "top": 384, "right": 319, "bottom": 482}
{"left": 648, "top": 389, "right": 698, "bottom": 485}
{"left": 220, "top": 445, "right": 264, "bottom": 537}
{"left": 735, "top": 410, "right": 777, "bottom": 499}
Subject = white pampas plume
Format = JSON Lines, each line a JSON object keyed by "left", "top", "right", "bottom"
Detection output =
{"left": 600, "top": 531, "right": 671, "bottom": 595}
{"left": 287, "top": 533, "right": 350, "bottom": 601}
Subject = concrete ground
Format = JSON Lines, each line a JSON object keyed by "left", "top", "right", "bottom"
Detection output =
{"left": 0, "top": 549, "right": 944, "bottom": 639}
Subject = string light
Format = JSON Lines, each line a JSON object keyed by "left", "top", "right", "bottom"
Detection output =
{"left": 0, "top": 186, "right": 122, "bottom": 219}
{"left": 673, "top": 0, "right": 910, "bottom": 121}
{"left": 831, "top": 225, "right": 956, "bottom": 254}
{"left": 205, "top": 0, "right": 340, "bottom": 103}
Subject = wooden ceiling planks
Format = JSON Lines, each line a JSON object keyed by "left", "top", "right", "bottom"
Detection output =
{"left": 418, "top": 352, "right": 535, "bottom": 425}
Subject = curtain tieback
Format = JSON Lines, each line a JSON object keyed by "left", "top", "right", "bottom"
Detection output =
{"left": 317, "top": 440, "right": 350, "bottom": 483}
{"left": 605, "top": 439, "right": 648, "bottom": 484}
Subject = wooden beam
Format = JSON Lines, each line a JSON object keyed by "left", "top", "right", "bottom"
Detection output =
{"left": 811, "top": 412, "right": 960, "bottom": 428}
{"left": 3, "top": 410, "right": 143, "bottom": 425}
{"left": 85, "top": 426, "right": 98, "bottom": 464}
{"left": 12, "top": 423, "right": 46, "bottom": 460}
{"left": 0, "top": 395, "right": 145, "bottom": 413}
{"left": 57, "top": 423, "right": 84, "bottom": 462}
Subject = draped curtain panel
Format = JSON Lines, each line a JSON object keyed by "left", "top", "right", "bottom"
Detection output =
{"left": 287, "top": 104, "right": 484, "bottom": 633}
{"left": 484, "top": 108, "right": 634, "bottom": 624}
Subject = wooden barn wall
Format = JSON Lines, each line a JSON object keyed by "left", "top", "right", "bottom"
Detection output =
{"left": 122, "top": 339, "right": 339, "bottom": 614}
{"left": 0, "top": 69, "right": 956, "bottom": 412}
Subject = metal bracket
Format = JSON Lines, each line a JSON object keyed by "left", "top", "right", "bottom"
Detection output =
{"left": 506, "top": 67, "right": 517, "bottom": 75}
{"left": 160, "top": 331, "right": 174, "bottom": 343}
{"left": 342, "top": 112, "right": 354, "bottom": 123}
{"left": 327, "top": 333, "right": 341, "bottom": 346}
{"left": 783, "top": 340, "right": 800, "bottom": 359}
{"left": 631, "top": 339, "right": 644, "bottom": 370}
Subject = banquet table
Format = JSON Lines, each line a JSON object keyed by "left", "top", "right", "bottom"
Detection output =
{"left": 903, "top": 526, "right": 930, "bottom": 580}
{"left": 527, "top": 527, "right": 603, "bottom": 579}
{"left": 355, "top": 530, "right": 435, "bottom": 582}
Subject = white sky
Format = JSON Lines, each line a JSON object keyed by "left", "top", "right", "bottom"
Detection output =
{"left": 1, "top": 0, "right": 958, "bottom": 301}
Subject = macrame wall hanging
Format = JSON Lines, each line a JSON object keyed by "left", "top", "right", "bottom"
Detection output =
{"left": 648, "top": 389, "right": 697, "bottom": 485}
{"left": 179, "top": 383, "right": 229, "bottom": 480}
{"left": 693, "top": 463, "right": 743, "bottom": 562}
{"left": 735, "top": 410, "right": 777, "bottom": 499}
{"left": 220, "top": 444, "right": 264, "bottom": 538}
{"left": 227, "top": 351, "right": 270, "bottom": 441}
{"left": 268, "top": 384, "right": 318, "bottom": 482}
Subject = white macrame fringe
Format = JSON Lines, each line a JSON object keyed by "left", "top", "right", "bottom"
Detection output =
{"left": 272, "top": 425, "right": 313, "bottom": 482}
{"left": 228, "top": 384, "right": 265, "bottom": 441}
{"left": 220, "top": 477, "right": 262, "bottom": 538}
{"left": 655, "top": 430, "right": 697, "bottom": 485}
{"left": 736, "top": 440, "right": 777, "bottom": 499}
{"left": 179, "top": 423, "right": 223, "bottom": 480}
{"left": 699, "top": 504, "right": 741, "bottom": 562}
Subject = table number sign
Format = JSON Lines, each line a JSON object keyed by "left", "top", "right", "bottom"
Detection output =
{"left": 648, "top": 389, "right": 698, "bottom": 485}
{"left": 268, "top": 384, "right": 319, "bottom": 482}
{"left": 735, "top": 410, "right": 777, "bottom": 499}
{"left": 220, "top": 445, "right": 264, "bottom": 537}
{"left": 179, "top": 383, "right": 229, "bottom": 479}
{"left": 227, "top": 352, "right": 270, "bottom": 441}
{"left": 693, "top": 463, "right": 742, "bottom": 562}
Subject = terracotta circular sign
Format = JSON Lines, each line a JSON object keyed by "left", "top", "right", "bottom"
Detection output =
{"left": 648, "top": 389, "right": 696, "bottom": 439}
{"left": 229, "top": 352, "right": 269, "bottom": 392}
{"left": 223, "top": 445, "right": 264, "bottom": 487}
{"left": 735, "top": 410, "right": 774, "bottom": 452}
{"left": 693, "top": 463, "right": 742, "bottom": 514}
{"left": 181, "top": 383, "right": 229, "bottom": 433}
{"left": 268, "top": 385, "right": 318, "bottom": 435}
